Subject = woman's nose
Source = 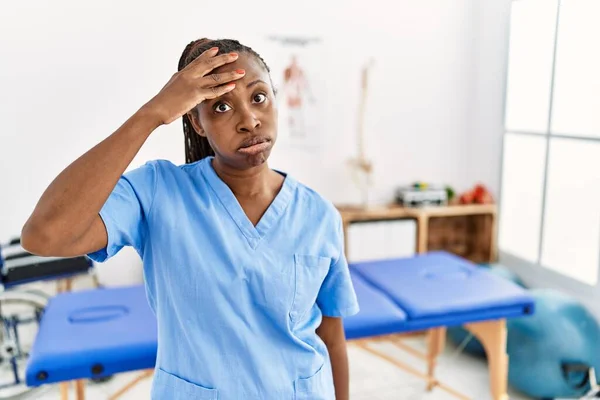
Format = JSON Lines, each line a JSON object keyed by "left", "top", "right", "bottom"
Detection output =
{"left": 237, "top": 107, "right": 261, "bottom": 133}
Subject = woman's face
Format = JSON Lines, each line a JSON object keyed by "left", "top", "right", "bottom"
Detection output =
{"left": 190, "top": 52, "right": 278, "bottom": 169}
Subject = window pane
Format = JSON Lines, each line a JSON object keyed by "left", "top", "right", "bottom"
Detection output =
{"left": 541, "top": 138, "right": 600, "bottom": 285}
{"left": 504, "top": 0, "right": 558, "bottom": 133}
{"left": 499, "top": 133, "right": 547, "bottom": 262}
{"left": 550, "top": 0, "right": 600, "bottom": 138}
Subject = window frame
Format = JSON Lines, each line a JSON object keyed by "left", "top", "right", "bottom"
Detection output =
{"left": 498, "top": 0, "right": 600, "bottom": 295}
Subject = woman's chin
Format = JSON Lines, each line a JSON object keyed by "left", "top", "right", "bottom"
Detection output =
{"left": 244, "top": 151, "right": 270, "bottom": 167}
{"left": 236, "top": 144, "right": 273, "bottom": 167}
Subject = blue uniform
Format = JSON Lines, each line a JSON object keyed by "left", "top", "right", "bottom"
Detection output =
{"left": 88, "top": 156, "right": 359, "bottom": 399}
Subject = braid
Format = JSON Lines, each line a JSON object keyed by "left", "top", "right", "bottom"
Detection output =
{"left": 178, "top": 38, "right": 273, "bottom": 164}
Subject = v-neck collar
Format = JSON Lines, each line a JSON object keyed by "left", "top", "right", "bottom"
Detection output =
{"left": 199, "top": 156, "right": 296, "bottom": 249}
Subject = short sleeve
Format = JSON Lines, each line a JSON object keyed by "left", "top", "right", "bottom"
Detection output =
{"left": 87, "top": 161, "right": 158, "bottom": 263}
{"left": 316, "top": 213, "right": 360, "bottom": 318}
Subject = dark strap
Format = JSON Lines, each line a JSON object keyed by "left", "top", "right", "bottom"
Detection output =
{"left": 561, "top": 362, "right": 590, "bottom": 391}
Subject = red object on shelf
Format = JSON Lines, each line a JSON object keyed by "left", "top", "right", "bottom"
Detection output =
{"left": 459, "top": 184, "right": 494, "bottom": 205}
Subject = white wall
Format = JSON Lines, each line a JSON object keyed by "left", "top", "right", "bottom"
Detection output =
{"left": 467, "top": 0, "right": 513, "bottom": 196}
{"left": 0, "top": 0, "right": 500, "bottom": 251}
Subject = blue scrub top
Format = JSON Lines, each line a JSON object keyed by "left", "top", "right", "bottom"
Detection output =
{"left": 88, "top": 156, "right": 359, "bottom": 400}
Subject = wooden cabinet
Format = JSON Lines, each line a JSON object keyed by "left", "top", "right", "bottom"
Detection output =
{"left": 337, "top": 204, "right": 498, "bottom": 264}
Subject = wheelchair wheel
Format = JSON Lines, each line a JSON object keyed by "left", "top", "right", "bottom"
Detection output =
{"left": 0, "top": 290, "right": 51, "bottom": 400}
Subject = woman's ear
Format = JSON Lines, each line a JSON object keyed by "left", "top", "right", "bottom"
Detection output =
{"left": 186, "top": 108, "right": 206, "bottom": 137}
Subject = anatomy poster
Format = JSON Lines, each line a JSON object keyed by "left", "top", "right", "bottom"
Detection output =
{"left": 262, "top": 36, "right": 326, "bottom": 150}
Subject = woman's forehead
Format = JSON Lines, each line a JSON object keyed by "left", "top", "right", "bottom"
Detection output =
{"left": 212, "top": 52, "right": 266, "bottom": 78}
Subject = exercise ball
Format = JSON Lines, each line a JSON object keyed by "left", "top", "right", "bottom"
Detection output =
{"left": 482, "top": 264, "right": 527, "bottom": 288}
{"left": 447, "top": 325, "right": 485, "bottom": 356}
{"left": 507, "top": 289, "right": 600, "bottom": 399}
{"left": 447, "top": 264, "right": 527, "bottom": 356}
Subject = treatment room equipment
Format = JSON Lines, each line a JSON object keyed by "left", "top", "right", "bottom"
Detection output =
{"left": 25, "top": 252, "right": 533, "bottom": 400}
{"left": 0, "top": 239, "right": 94, "bottom": 399}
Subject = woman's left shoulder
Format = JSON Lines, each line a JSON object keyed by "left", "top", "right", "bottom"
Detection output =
{"left": 293, "top": 181, "right": 342, "bottom": 225}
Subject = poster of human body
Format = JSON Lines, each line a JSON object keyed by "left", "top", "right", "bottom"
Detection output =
{"left": 262, "top": 36, "right": 325, "bottom": 150}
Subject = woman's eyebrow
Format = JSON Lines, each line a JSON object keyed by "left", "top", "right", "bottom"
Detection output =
{"left": 247, "top": 79, "right": 266, "bottom": 88}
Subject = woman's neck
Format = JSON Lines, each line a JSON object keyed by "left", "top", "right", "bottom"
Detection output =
{"left": 211, "top": 157, "right": 280, "bottom": 198}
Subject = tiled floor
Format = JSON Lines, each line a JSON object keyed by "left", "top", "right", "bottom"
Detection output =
{"left": 22, "top": 336, "right": 533, "bottom": 400}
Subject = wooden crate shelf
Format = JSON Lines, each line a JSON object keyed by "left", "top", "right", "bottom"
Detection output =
{"left": 337, "top": 204, "right": 498, "bottom": 264}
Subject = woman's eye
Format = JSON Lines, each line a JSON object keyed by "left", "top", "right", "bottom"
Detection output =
{"left": 214, "top": 103, "right": 231, "bottom": 113}
{"left": 253, "top": 93, "right": 267, "bottom": 103}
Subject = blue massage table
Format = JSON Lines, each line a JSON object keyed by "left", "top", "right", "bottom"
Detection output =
{"left": 345, "top": 251, "right": 534, "bottom": 400}
{"left": 25, "top": 251, "right": 534, "bottom": 400}
{"left": 0, "top": 239, "right": 96, "bottom": 399}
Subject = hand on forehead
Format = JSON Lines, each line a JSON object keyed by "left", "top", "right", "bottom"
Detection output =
{"left": 212, "top": 52, "right": 266, "bottom": 80}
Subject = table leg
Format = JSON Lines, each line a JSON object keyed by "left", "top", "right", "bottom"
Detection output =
{"left": 426, "top": 327, "right": 447, "bottom": 390}
{"left": 464, "top": 319, "right": 509, "bottom": 400}
{"left": 108, "top": 369, "right": 154, "bottom": 400}
{"left": 75, "top": 380, "right": 85, "bottom": 400}
{"left": 60, "top": 382, "right": 69, "bottom": 400}
{"left": 352, "top": 339, "right": 470, "bottom": 399}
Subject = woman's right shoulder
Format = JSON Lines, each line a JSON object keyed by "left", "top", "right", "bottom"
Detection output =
{"left": 137, "top": 158, "right": 208, "bottom": 189}
{"left": 141, "top": 158, "right": 203, "bottom": 176}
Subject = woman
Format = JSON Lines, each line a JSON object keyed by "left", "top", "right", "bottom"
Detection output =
{"left": 21, "top": 38, "right": 359, "bottom": 399}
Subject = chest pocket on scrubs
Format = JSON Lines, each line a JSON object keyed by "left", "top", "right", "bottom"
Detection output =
{"left": 152, "top": 367, "right": 218, "bottom": 400}
{"left": 289, "top": 254, "right": 331, "bottom": 323}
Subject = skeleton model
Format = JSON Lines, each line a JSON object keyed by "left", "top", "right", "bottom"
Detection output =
{"left": 348, "top": 59, "right": 375, "bottom": 208}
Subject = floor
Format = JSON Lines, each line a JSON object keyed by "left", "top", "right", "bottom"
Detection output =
{"left": 3, "top": 277, "right": 534, "bottom": 400}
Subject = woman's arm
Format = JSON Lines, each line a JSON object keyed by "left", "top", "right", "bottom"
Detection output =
{"left": 21, "top": 48, "right": 242, "bottom": 257}
{"left": 316, "top": 316, "right": 350, "bottom": 400}
{"left": 21, "top": 109, "right": 160, "bottom": 257}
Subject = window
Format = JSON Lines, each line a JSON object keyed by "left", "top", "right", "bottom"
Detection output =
{"left": 540, "top": 138, "right": 600, "bottom": 284}
{"left": 550, "top": 0, "right": 600, "bottom": 138}
{"left": 499, "top": 0, "right": 600, "bottom": 286}
{"left": 503, "top": 0, "right": 557, "bottom": 134}
{"left": 499, "top": 133, "right": 546, "bottom": 263}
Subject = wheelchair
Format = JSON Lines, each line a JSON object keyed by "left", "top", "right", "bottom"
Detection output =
{"left": 0, "top": 238, "right": 94, "bottom": 399}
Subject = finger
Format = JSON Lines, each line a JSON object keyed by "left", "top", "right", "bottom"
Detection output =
{"left": 189, "top": 46, "right": 219, "bottom": 65}
{"left": 181, "top": 47, "right": 219, "bottom": 72}
{"left": 194, "top": 52, "right": 239, "bottom": 77}
{"left": 203, "top": 83, "right": 236, "bottom": 100}
{"left": 200, "top": 69, "right": 246, "bottom": 88}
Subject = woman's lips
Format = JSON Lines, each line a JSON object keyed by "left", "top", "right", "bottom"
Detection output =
{"left": 237, "top": 141, "right": 272, "bottom": 155}
{"left": 238, "top": 136, "right": 272, "bottom": 155}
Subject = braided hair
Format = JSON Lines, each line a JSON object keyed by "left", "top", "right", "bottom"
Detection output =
{"left": 177, "top": 38, "right": 272, "bottom": 164}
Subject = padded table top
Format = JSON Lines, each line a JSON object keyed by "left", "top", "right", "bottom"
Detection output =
{"left": 350, "top": 251, "right": 534, "bottom": 326}
{"left": 26, "top": 285, "right": 157, "bottom": 386}
{"left": 26, "top": 253, "right": 535, "bottom": 384}
{"left": 344, "top": 269, "right": 407, "bottom": 340}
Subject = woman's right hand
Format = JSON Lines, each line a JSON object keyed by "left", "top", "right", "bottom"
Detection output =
{"left": 144, "top": 47, "right": 244, "bottom": 125}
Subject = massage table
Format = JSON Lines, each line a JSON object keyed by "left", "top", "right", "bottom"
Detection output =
{"left": 344, "top": 251, "right": 534, "bottom": 400}
{"left": 0, "top": 240, "right": 95, "bottom": 399}
{"left": 25, "top": 251, "right": 534, "bottom": 400}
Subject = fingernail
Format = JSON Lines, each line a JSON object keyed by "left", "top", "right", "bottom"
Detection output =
{"left": 210, "top": 47, "right": 218, "bottom": 52}
{"left": 230, "top": 52, "right": 238, "bottom": 58}
{"left": 236, "top": 69, "right": 245, "bottom": 74}
{"left": 228, "top": 83, "right": 236, "bottom": 89}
